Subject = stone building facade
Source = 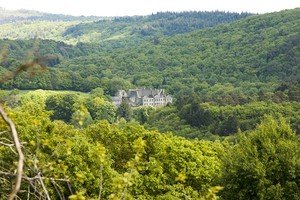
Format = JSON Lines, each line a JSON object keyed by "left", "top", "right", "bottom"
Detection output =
{"left": 112, "top": 88, "right": 172, "bottom": 107}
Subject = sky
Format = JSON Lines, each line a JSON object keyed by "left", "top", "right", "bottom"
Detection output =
{"left": 0, "top": 0, "right": 299, "bottom": 16}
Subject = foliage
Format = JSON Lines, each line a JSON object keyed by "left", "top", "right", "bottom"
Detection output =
{"left": 62, "top": 11, "right": 251, "bottom": 45}
{"left": 117, "top": 98, "right": 133, "bottom": 122}
{"left": 219, "top": 115, "right": 300, "bottom": 199}
{"left": 145, "top": 95, "right": 300, "bottom": 138}
{"left": 45, "top": 93, "right": 77, "bottom": 123}
{"left": 1, "top": 9, "right": 298, "bottom": 101}
{"left": 0, "top": 101, "right": 223, "bottom": 199}
{"left": 0, "top": 7, "right": 101, "bottom": 44}
{"left": 0, "top": 7, "right": 300, "bottom": 199}
{"left": 85, "top": 96, "right": 117, "bottom": 123}
{"left": 0, "top": 7, "right": 99, "bottom": 23}
{"left": 133, "top": 105, "right": 154, "bottom": 124}
{"left": 71, "top": 104, "right": 93, "bottom": 128}
{"left": 0, "top": 90, "right": 300, "bottom": 199}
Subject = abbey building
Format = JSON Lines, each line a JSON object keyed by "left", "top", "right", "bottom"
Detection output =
{"left": 112, "top": 88, "right": 172, "bottom": 107}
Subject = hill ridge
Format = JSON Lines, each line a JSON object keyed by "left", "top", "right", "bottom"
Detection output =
{"left": 0, "top": 8, "right": 299, "bottom": 103}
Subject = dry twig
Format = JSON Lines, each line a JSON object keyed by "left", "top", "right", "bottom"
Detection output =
{"left": 0, "top": 105, "right": 24, "bottom": 200}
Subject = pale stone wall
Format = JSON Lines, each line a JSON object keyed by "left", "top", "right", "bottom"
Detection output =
{"left": 112, "top": 88, "right": 172, "bottom": 107}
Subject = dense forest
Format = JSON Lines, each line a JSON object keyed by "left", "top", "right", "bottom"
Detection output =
{"left": 0, "top": 8, "right": 251, "bottom": 44}
{"left": 0, "top": 9, "right": 299, "bottom": 97}
{"left": 0, "top": 7, "right": 300, "bottom": 199}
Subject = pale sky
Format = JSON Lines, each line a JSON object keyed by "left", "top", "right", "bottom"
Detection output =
{"left": 0, "top": 0, "right": 299, "bottom": 16}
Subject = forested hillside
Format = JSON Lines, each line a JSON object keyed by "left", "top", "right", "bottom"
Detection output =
{"left": 0, "top": 7, "right": 99, "bottom": 23}
{"left": 0, "top": 9, "right": 251, "bottom": 45}
{"left": 0, "top": 90, "right": 300, "bottom": 199}
{"left": 62, "top": 11, "right": 252, "bottom": 45}
{"left": 0, "top": 7, "right": 101, "bottom": 44}
{"left": 0, "top": 7, "right": 300, "bottom": 199}
{"left": 1, "top": 8, "right": 298, "bottom": 98}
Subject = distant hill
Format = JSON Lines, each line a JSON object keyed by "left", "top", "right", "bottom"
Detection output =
{"left": 57, "top": 8, "right": 300, "bottom": 97}
{"left": 0, "top": 7, "right": 102, "bottom": 44}
{"left": 0, "top": 7, "right": 100, "bottom": 23}
{"left": 0, "top": 9, "right": 252, "bottom": 45}
{"left": 0, "top": 8, "right": 299, "bottom": 103}
{"left": 62, "top": 11, "right": 252, "bottom": 44}
{"left": 0, "top": 7, "right": 43, "bottom": 23}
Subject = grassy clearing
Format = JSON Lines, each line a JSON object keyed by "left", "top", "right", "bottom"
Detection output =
{"left": 1, "top": 89, "right": 91, "bottom": 109}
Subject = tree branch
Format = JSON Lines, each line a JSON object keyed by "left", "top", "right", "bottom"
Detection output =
{"left": 37, "top": 172, "right": 51, "bottom": 200}
{"left": 0, "top": 170, "right": 71, "bottom": 183}
{"left": 0, "top": 105, "right": 24, "bottom": 200}
{"left": 51, "top": 179, "right": 65, "bottom": 200}
{"left": 0, "top": 141, "right": 17, "bottom": 154}
{"left": 0, "top": 141, "right": 14, "bottom": 147}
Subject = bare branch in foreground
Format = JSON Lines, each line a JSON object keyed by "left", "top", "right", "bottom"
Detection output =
{"left": 37, "top": 172, "right": 51, "bottom": 200}
{"left": 0, "top": 105, "right": 24, "bottom": 200}
{"left": 0, "top": 141, "right": 14, "bottom": 147}
{"left": 0, "top": 170, "right": 71, "bottom": 182}
{"left": 0, "top": 170, "right": 71, "bottom": 198}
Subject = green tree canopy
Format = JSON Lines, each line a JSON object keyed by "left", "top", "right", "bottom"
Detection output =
{"left": 220, "top": 115, "right": 300, "bottom": 200}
